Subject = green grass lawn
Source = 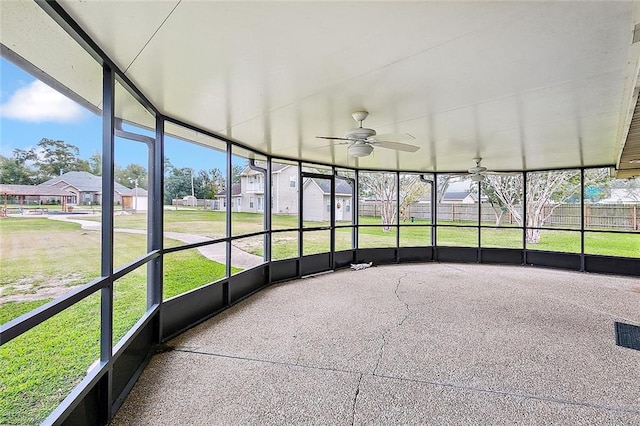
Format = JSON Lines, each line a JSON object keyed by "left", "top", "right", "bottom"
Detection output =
{"left": 0, "top": 217, "right": 233, "bottom": 426}
{"left": 0, "top": 218, "right": 101, "bottom": 291}
{"left": 244, "top": 219, "right": 638, "bottom": 258}
{"left": 85, "top": 209, "right": 298, "bottom": 238}
{"left": 1, "top": 293, "right": 102, "bottom": 425}
{"left": 584, "top": 231, "right": 640, "bottom": 257}
{"left": 1, "top": 248, "right": 233, "bottom": 426}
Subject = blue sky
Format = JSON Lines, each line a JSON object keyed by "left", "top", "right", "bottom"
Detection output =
{"left": 0, "top": 57, "right": 226, "bottom": 172}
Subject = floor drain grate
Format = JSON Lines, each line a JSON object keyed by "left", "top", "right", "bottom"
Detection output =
{"left": 615, "top": 322, "right": 640, "bottom": 351}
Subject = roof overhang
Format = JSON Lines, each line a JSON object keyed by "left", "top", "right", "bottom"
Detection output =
{"left": 616, "top": 81, "right": 640, "bottom": 178}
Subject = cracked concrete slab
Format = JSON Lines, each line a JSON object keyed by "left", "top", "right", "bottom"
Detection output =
{"left": 169, "top": 270, "right": 406, "bottom": 373}
{"left": 354, "top": 374, "right": 640, "bottom": 425}
{"left": 112, "top": 263, "right": 640, "bottom": 425}
{"left": 376, "top": 265, "right": 640, "bottom": 411}
{"left": 111, "top": 350, "right": 359, "bottom": 425}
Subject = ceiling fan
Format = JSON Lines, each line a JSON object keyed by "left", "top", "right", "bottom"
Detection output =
{"left": 316, "top": 111, "right": 420, "bottom": 157}
{"left": 468, "top": 157, "right": 488, "bottom": 182}
{"left": 464, "top": 157, "right": 518, "bottom": 181}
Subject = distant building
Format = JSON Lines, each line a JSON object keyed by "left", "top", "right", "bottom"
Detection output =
{"left": 0, "top": 184, "right": 73, "bottom": 212}
{"left": 269, "top": 164, "right": 300, "bottom": 215}
{"left": 239, "top": 166, "right": 268, "bottom": 213}
{"left": 215, "top": 183, "right": 242, "bottom": 212}
{"left": 39, "top": 171, "right": 147, "bottom": 209}
{"left": 213, "top": 164, "right": 353, "bottom": 221}
{"left": 597, "top": 186, "right": 640, "bottom": 204}
{"left": 440, "top": 191, "right": 478, "bottom": 204}
{"left": 303, "top": 178, "right": 353, "bottom": 222}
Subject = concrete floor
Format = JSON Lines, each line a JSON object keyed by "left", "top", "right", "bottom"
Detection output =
{"left": 111, "top": 263, "right": 640, "bottom": 425}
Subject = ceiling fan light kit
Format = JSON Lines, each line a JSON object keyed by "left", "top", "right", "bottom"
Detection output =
{"left": 348, "top": 143, "right": 374, "bottom": 157}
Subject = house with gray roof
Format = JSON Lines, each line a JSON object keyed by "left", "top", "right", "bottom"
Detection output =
{"left": 218, "top": 164, "right": 353, "bottom": 221}
{"left": 441, "top": 191, "right": 478, "bottom": 204}
{"left": 39, "top": 171, "right": 148, "bottom": 210}
{"left": 303, "top": 178, "right": 353, "bottom": 222}
{"left": 214, "top": 183, "right": 242, "bottom": 212}
{"left": 0, "top": 184, "right": 74, "bottom": 214}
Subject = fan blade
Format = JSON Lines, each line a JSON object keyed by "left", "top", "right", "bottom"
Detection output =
{"left": 316, "top": 136, "right": 351, "bottom": 141}
{"left": 317, "top": 142, "right": 350, "bottom": 148}
{"left": 485, "top": 171, "right": 520, "bottom": 176}
{"left": 369, "top": 133, "right": 415, "bottom": 142}
{"left": 369, "top": 140, "right": 420, "bottom": 152}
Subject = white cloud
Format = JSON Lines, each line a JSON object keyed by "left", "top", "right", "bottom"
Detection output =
{"left": 0, "top": 80, "right": 83, "bottom": 122}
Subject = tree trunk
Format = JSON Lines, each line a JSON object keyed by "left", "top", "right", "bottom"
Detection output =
{"left": 381, "top": 200, "right": 395, "bottom": 232}
{"left": 526, "top": 228, "right": 541, "bottom": 244}
{"left": 490, "top": 204, "right": 504, "bottom": 226}
{"left": 526, "top": 205, "right": 543, "bottom": 244}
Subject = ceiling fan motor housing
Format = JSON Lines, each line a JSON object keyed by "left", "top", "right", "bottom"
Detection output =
{"left": 468, "top": 166, "right": 487, "bottom": 174}
{"left": 345, "top": 127, "right": 376, "bottom": 140}
{"left": 468, "top": 157, "right": 486, "bottom": 174}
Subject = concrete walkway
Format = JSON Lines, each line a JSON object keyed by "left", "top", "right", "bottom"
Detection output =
{"left": 111, "top": 263, "right": 640, "bottom": 425}
{"left": 47, "top": 214, "right": 263, "bottom": 269}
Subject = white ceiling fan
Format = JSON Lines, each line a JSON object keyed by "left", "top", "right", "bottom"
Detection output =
{"left": 464, "top": 157, "right": 518, "bottom": 181}
{"left": 316, "top": 111, "right": 420, "bottom": 157}
{"left": 468, "top": 157, "right": 488, "bottom": 181}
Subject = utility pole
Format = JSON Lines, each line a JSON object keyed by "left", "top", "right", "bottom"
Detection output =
{"left": 129, "top": 178, "right": 139, "bottom": 212}
{"left": 191, "top": 168, "right": 195, "bottom": 198}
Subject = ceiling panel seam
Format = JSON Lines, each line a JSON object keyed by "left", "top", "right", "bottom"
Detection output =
{"left": 123, "top": 0, "right": 182, "bottom": 74}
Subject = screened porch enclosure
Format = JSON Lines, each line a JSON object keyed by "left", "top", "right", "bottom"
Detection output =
{"left": 1, "top": 1, "right": 640, "bottom": 425}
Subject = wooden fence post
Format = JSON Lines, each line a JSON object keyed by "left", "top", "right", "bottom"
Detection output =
{"left": 585, "top": 205, "right": 590, "bottom": 227}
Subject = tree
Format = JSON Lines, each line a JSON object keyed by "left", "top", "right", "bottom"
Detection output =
{"left": 359, "top": 173, "right": 429, "bottom": 231}
{"left": 231, "top": 164, "right": 244, "bottom": 184}
{"left": 480, "top": 175, "right": 522, "bottom": 226}
{"left": 115, "top": 163, "right": 148, "bottom": 190}
{"left": 164, "top": 157, "right": 175, "bottom": 174}
{"left": 164, "top": 166, "right": 193, "bottom": 204}
{"left": 359, "top": 172, "right": 396, "bottom": 231}
{"left": 436, "top": 175, "right": 452, "bottom": 203}
{"left": 194, "top": 168, "right": 224, "bottom": 200}
{"left": 0, "top": 152, "right": 37, "bottom": 184}
{"left": 399, "top": 174, "right": 430, "bottom": 221}
{"left": 87, "top": 151, "right": 102, "bottom": 176}
{"left": 34, "top": 138, "right": 88, "bottom": 180}
{"left": 482, "top": 169, "right": 609, "bottom": 244}
{"left": 1, "top": 139, "right": 91, "bottom": 184}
